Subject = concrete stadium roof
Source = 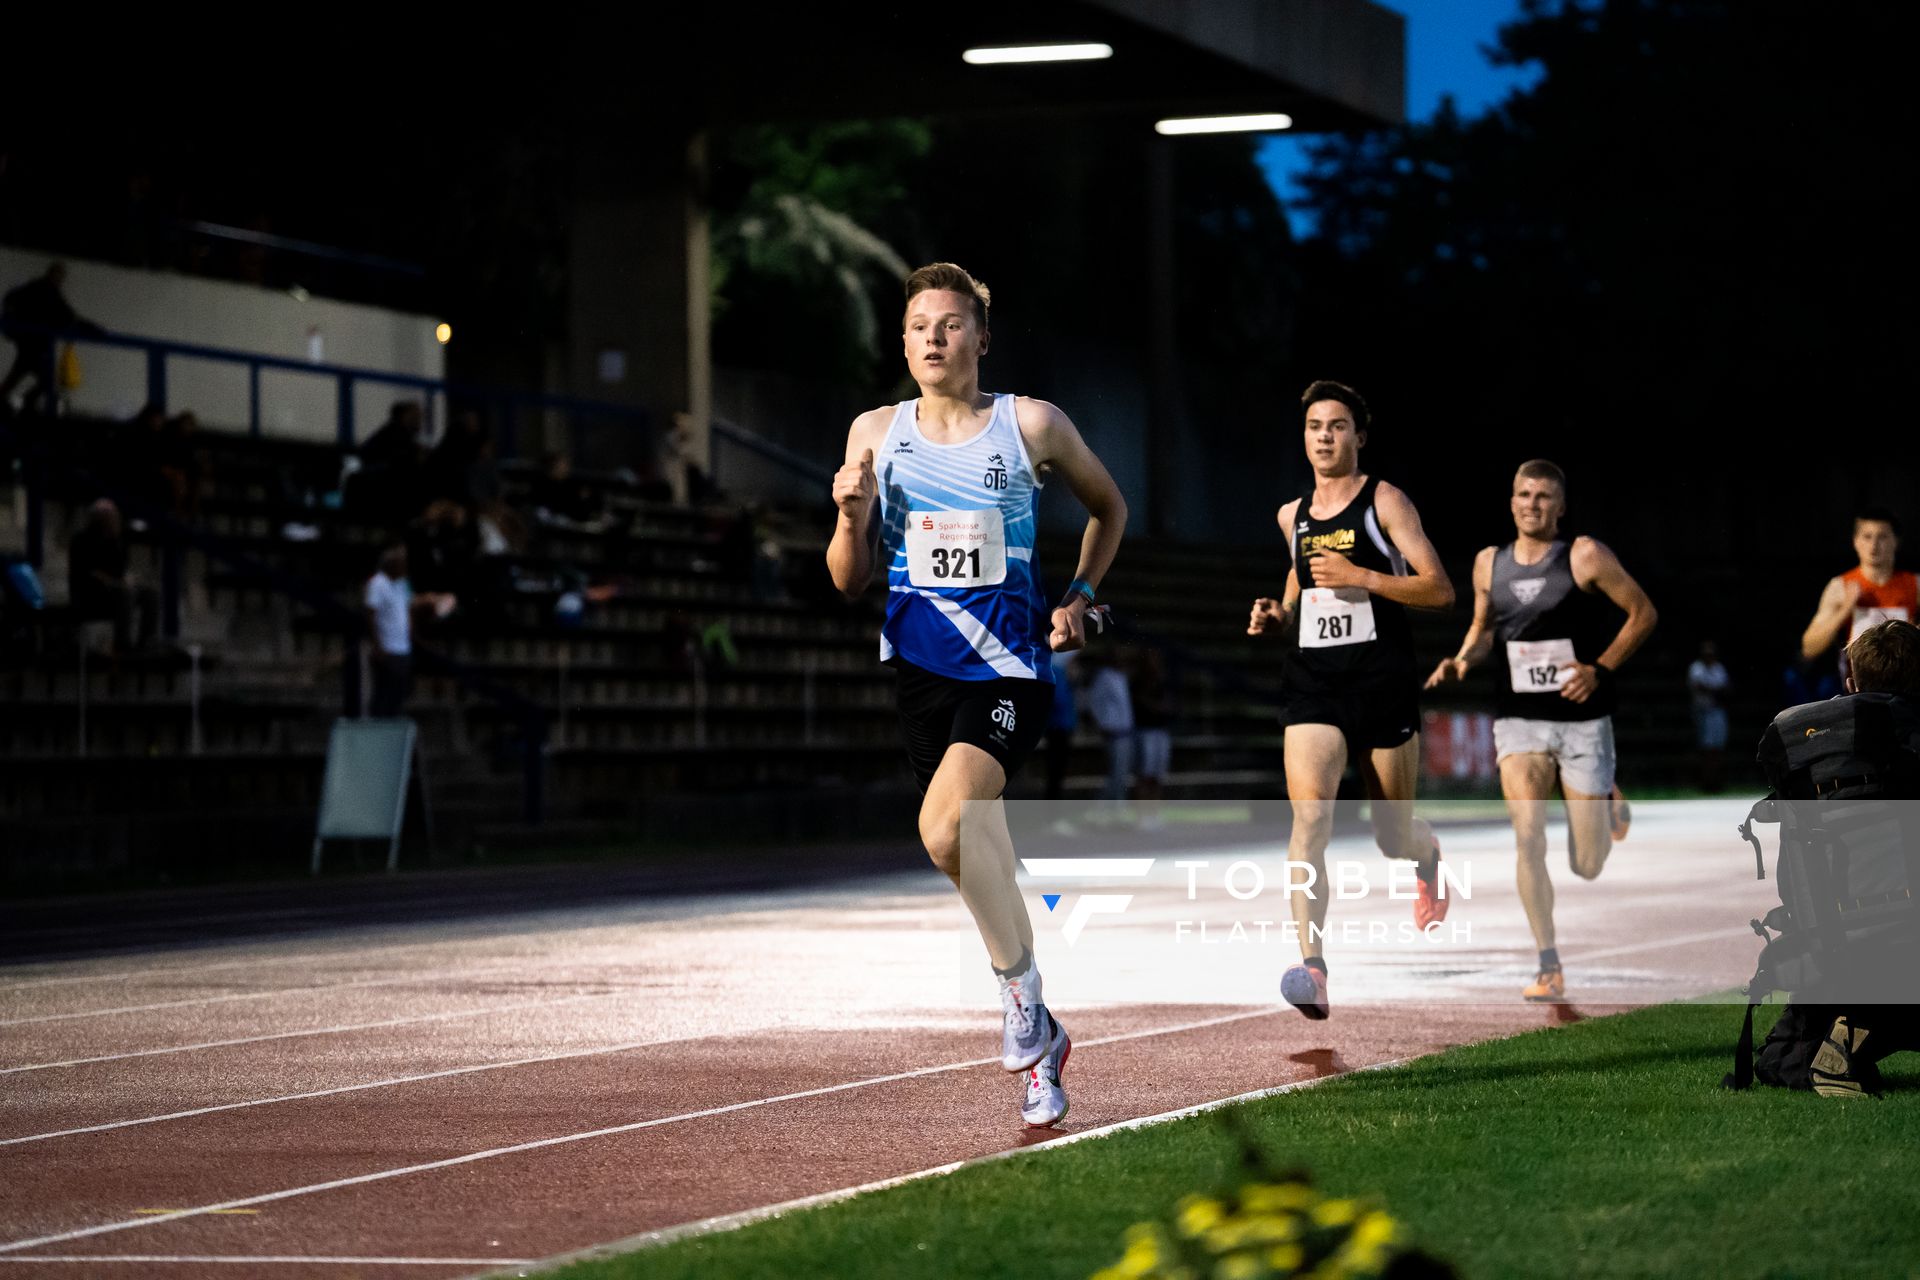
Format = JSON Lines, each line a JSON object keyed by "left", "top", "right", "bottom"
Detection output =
{"left": 681, "top": 0, "right": 1404, "bottom": 131}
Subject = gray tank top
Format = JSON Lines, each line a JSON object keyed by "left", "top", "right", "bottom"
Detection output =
{"left": 1489, "top": 540, "right": 1613, "bottom": 721}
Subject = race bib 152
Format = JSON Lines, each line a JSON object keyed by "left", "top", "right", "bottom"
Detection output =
{"left": 1506, "top": 638, "right": 1576, "bottom": 692}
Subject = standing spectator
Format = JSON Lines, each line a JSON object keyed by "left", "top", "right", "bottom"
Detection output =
{"left": 67, "top": 499, "right": 158, "bottom": 654}
{"left": 2, "top": 263, "right": 103, "bottom": 416}
{"left": 1083, "top": 645, "right": 1134, "bottom": 802}
{"left": 1688, "top": 639, "right": 1732, "bottom": 793}
{"left": 1043, "top": 650, "right": 1078, "bottom": 800}
{"left": 425, "top": 408, "right": 487, "bottom": 507}
{"left": 1130, "top": 647, "right": 1175, "bottom": 822}
{"left": 350, "top": 401, "right": 428, "bottom": 521}
{"left": 362, "top": 545, "right": 455, "bottom": 717}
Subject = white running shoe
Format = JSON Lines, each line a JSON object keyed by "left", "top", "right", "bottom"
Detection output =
{"left": 1020, "top": 1010, "right": 1071, "bottom": 1128}
{"left": 998, "top": 961, "right": 1049, "bottom": 1071}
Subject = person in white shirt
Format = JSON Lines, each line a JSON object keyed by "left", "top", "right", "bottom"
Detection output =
{"left": 1688, "top": 639, "right": 1731, "bottom": 792}
{"left": 362, "top": 545, "right": 454, "bottom": 717}
{"left": 1083, "top": 648, "right": 1134, "bottom": 801}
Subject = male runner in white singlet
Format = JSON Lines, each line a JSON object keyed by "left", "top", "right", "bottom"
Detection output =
{"left": 827, "top": 263, "right": 1126, "bottom": 1126}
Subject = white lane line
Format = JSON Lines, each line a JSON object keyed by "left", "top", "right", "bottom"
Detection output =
{"left": 0, "top": 990, "right": 625, "bottom": 1077}
{"left": 502, "top": 1055, "right": 1411, "bottom": 1275}
{"left": 0, "top": 961, "right": 570, "bottom": 1027}
{"left": 1575, "top": 926, "right": 1751, "bottom": 963}
{"left": 0, "top": 1257, "right": 535, "bottom": 1266}
{"left": 0, "top": 1031, "right": 687, "bottom": 1147}
{"left": 0, "top": 1007, "right": 1280, "bottom": 1256}
{"left": 0, "top": 939, "right": 480, "bottom": 993}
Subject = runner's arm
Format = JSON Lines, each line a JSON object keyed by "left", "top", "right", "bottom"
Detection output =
{"left": 1017, "top": 397, "right": 1127, "bottom": 615}
{"left": 1249, "top": 502, "right": 1299, "bottom": 635}
{"left": 1800, "top": 575, "right": 1857, "bottom": 660}
{"left": 1338, "top": 481, "right": 1455, "bottom": 611}
{"left": 1572, "top": 536, "right": 1657, "bottom": 673}
{"left": 1426, "top": 547, "right": 1496, "bottom": 687}
{"left": 825, "top": 410, "right": 890, "bottom": 599}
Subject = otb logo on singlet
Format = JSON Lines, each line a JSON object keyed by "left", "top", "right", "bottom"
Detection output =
{"left": 1299, "top": 529, "right": 1357, "bottom": 557}
{"left": 984, "top": 453, "right": 1009, "bottom": 492}
{"left": 1510, "top": 578, "right": 1546, "bottom": 606}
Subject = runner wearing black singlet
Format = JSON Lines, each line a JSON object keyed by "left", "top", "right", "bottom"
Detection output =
{"left": 1247, "top": 381, "right": 1456, "bottom": 1019}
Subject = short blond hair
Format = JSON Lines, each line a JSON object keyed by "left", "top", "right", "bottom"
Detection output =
{"left": 1515, "top": 459, "right": 1566, "bottom": 492}
{"left": 904, "top": 262, "right": 990, "bottom": 331}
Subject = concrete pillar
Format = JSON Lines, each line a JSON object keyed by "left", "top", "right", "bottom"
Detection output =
{"left": 1145, "top": 135, "right": 1185, "bottom": 538}
{"left": 567, "top": 130, "right": 710, "bottom": 474}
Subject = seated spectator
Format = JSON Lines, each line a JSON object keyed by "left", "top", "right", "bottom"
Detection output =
{"left": 67, "top": 498, "right": 158, "bottom": 654}
{"left": 407, "top": 500, "right": 478, "bottom": 595}
{"left": 531, "top": 452, "right": 611, "bottom": 528}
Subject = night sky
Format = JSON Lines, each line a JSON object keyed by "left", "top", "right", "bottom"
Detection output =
{"left": 1257, "top": 0, "right": 1542, "bottom": 234}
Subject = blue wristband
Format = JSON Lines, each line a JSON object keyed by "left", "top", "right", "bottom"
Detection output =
{"left": 1066, "top": 578, "right": 1096, "bottom": 606}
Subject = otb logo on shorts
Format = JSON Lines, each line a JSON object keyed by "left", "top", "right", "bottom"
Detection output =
{"left": 991, "top": 698, "right": 1017, "bottom": 731}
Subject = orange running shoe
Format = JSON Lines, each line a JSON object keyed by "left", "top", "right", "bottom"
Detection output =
{"left": 1610, "top": 786, "right": 1632, "bottom": 842}
{"left": 1281, "top": 963, "right": 1330, "bottom": 1020}
{"left": 1413, "top": 837, "right": 1449, "bottom": 930}
{"left": 1523, "top": 968, "right": 1567, "bottom": 1002}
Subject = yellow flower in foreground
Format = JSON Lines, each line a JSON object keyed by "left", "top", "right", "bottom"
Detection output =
{"left": 1214, "top": 1254, "right": 1266, "bottom": 1280}
{"left": 1178, "top": 1196, "right": 1228, "bottom": 1237}
{"left": 1266, "top": 1244, "right": 1306, "bottom": 1272}
{"left": 1352, "top": 1211, "right": 1398, "bottom": 1250}
{"left": 1310, "top": 1198, "right": 1359, "bottom": 1228}
{"left": 1242, "top": 1182, "right": 1318, "bottom": 1213}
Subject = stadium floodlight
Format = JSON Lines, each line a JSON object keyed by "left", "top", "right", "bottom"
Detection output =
{"left": 1154, "top": 113, "right": 1293, "bottom": 135}
{"left": 962, "top": 43, "right": 1113, "bottom": 65}
{"left": 435, "top": 323, "right": 452, "bottom": 345}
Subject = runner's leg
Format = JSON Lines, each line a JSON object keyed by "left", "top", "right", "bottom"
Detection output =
{"left": 920, "top": 742, "right": 1030, "bottom": 970}
{"left": 1500, "top": 751, "right": 1559, "bottom": 951}
{"left": 1283, "top": 724, "right": 1346, "bottom": 961}
{"left": 1361, "top": 734, "right": 1435, "bottom": 864}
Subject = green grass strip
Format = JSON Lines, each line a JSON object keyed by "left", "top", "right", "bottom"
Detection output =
{"left": 548, "top": 1001, "right": 1919, "bottom": 1279}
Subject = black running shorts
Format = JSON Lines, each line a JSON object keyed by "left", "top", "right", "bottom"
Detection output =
{"left": 890, "top": 658, "right": 1053, "bottom": 794}
{"left": 1277, "top": 683, "right": 1420, "bottom": 752}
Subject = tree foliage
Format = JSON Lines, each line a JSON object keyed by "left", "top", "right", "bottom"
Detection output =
{"left": 709, "top": 121, "right": 932, "bottom": 386}
{"left": 1287, "top": 0, "right": 1917, "bottom": 572}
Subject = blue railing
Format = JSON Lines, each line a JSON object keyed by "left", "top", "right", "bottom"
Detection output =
{"left": 32, "top": 329, "right": 830, "bottom": 498}
{"left": 59, "top": 329, "right": 652, "bottom": 455}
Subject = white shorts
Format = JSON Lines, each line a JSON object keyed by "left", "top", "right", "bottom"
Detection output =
{"left": 1494, "top": 715, "right": 1616, "bottom": 795}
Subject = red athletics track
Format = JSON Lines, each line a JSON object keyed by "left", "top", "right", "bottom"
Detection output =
{"left": 0, "top": 801, "right": 1771, "bottom": 1279}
